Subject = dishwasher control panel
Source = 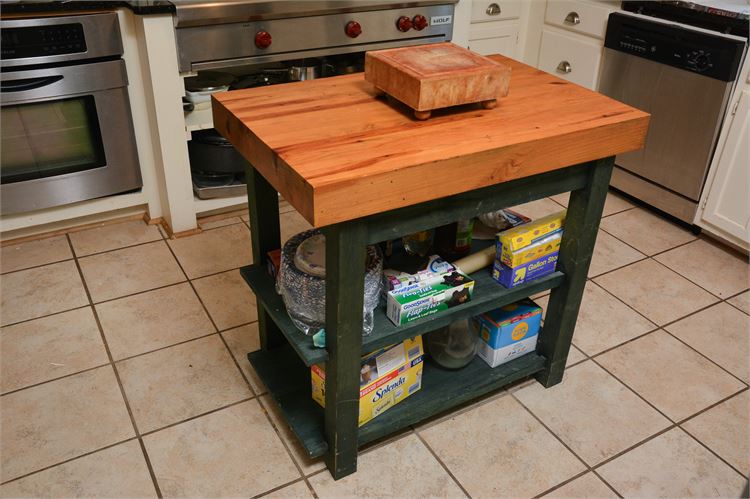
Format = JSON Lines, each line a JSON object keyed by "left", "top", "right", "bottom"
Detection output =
{"left": 604, "top": 12, "right": 746, "bottom": 82}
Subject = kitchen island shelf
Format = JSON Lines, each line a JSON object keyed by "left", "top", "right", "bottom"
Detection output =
{"left": 240, "top": 263, "right": 564, "bottom": 367}
{"left": 249, "top": 342, "right": 547, "bottom": 459}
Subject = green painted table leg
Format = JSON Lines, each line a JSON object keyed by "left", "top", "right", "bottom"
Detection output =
{"left": 245, "top": 165, "right": 285, "bottom": 350}
{"left": 536, "top": 157, "right": 614, "bottom": 387}
{"left": 322, "top": 221, "right": 367, "bottom": 480}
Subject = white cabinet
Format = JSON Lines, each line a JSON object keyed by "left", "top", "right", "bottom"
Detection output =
{"left": 468, "top": 22, "right": 519, "bottom": 57}
{"left": 471, "top": 0, "right": 522, "bottom": 22}
{"left": 464, "top": 0, "right": 523, "bottom": 59}
{"left": 544, "top": 0, "right": 612, "bottom": 39}
{"left": 532, "top": 0, "right": 618, "bottom": 90}
{"left": 696, "top": 90, "right": 750, "bottom": 249}
{"left": 537, "top": 28, "right": 602, "bottom": 88}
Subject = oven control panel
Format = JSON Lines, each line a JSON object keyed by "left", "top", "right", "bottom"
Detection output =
{"left": 1, "top": 24, "right": 86, "bottom": 60}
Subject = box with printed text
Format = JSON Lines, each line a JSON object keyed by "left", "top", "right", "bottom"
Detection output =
{"left": 473, "top": 300, "right": 542, "bottom": 368}
{"left": 311, "top": 336, "right": 424, "bottom": 426}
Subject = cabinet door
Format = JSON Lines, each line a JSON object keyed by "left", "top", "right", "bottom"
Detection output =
{"left": 700, "top": 90, "right": 750, "bottom": 246}
{"left": 538, "top": 29, "right": 602, "bottom": 89}
{"left": 468, "top": 22, "right": 519, "bottom": 57}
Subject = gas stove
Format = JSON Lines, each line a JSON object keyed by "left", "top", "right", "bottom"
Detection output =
{"left": 173, "top": 1, "right": 457, "bottom": 73}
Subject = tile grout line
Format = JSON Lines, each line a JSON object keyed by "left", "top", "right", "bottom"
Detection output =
{"left": 0, "top": 257, "right": 76, "bottom": 276}
{"left": 589, "top": 353, "right": 749, "bottom": 474}
{"left": 160, "top": 239, "right": 259, "bottom": 398}
{"left": 587, "top": 265, "right": 750, "bottom": 386}
{"left": 255, "top": 396, "right": 320, "bottom": 499}
{"left": 138, "top": 396, "right": 256, "bottom": 438}
{"left": 0, "top": 359, "right": 111, "bottom": 398}
{"left": 510, "top": 391, "right": 609, "bottom": 497}
{"left": 659, "top": 328, "right": 749, "bottom": 388}
{"left": 251, "top": 477, "right": 310, "bottom": 499}
{"left": 513, "top": 357, "right": 745, "bottom": 492}
{"left": 65, "top": 234, "right": 164, "bottom": 499}
{"left": 0, "top": 437, "right": 140, "bottom": 486}
{"left": 676, "top": 386, "right": 750, "bottom": 480}
{"left": 411, "top": 428, "right": 473, "bottom": 498}
{"left": 162, "top": 239, "right": 322, "bottom": 497}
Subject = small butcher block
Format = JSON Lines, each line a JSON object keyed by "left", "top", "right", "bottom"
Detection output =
{"left": 364, "top": 42, "right": 511, "bottom": 120}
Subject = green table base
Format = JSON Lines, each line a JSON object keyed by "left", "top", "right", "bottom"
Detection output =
{"left": 242, "top": 157, "right": 614, "bottom": 479}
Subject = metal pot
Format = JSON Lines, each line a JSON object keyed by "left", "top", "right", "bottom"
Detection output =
{"left": 188, "top": 129, "right": 248, "bottom": 175}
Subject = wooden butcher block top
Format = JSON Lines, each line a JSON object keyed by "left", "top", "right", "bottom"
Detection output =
{"left": 364, "top": 43, "right": 511, "bottom": 118}
{"left": 212, "top": 54, "right": 649, "bottom": 227}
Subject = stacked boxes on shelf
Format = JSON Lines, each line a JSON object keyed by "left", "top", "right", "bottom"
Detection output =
{"left": 492, "top": 210, "right": 566, "bottom": 288}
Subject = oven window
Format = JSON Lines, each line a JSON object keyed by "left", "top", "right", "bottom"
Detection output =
{"left": 1, "top": 96, "right": 106, "bottom": 184}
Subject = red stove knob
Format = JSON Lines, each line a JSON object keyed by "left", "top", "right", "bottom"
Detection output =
{"left": 345, "top": 20, "right": 362, "bottom": 38}
{"left": 254, "top": 30, "right": 272, "bottom": 49}
{"left": 396, "top": 16, "right": 412, "bottom": 32}
{"left": 412, "top": 14, "right": 428, "bottom": 31}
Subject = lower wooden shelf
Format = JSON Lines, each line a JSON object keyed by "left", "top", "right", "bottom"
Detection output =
{"left": 249, "top": 343, "right": 546, "bottom": 459}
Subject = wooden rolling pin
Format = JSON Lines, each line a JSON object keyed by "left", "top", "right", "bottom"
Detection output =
{"left": 453, "top": 246, "right": 496, "bottom": 274}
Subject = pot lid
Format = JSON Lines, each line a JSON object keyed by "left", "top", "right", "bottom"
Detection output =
{"left": 185, "top": 71, "right": 236, "bottom": 92}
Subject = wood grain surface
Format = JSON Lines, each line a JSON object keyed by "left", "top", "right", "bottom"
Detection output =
{"left": 212, "top": 54, "right": 649, "bottom": 227}
{"left": 364, "top": 43, "right": 511, "bottom": 115}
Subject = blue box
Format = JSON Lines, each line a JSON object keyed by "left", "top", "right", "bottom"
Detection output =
{"left": 492, "top": 251, "right": 559, "bottom": 288}
{"left": 472, "top": 299, "right": 542, "bottom": 368}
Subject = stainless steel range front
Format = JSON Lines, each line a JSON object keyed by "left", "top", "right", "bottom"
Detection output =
{"left": 174, "top": 1, "right": 457, "bottom": 72}
{"left": 1, "top": 12, "right": 142, "bottom": 215}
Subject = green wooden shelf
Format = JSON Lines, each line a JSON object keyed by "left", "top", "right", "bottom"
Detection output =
{"left": 249, "top": 343, "right": 546, "bottom": 459}
{"left": 240, "top": 264, "right": 563, "bottom": 366}
{"left": 240, "top": 265, "right": 327, "bottom": 366}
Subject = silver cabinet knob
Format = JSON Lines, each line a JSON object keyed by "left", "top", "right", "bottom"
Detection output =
{"left": 564, "top": 11, "right": 581, "bottom": 25}
{"left": 556, "top": 60, "right": 572, "bottom": 73}
{"left": 486, "top": 3, "right": 501, "bottom": 15}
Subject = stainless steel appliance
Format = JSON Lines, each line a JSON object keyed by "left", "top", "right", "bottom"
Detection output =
{"left": 1, "top": 12, "right": 142, "bottom": 214}
{"left": 176, "top": 1, "right": 457, "bottom": 199}
{"left": 173, "top": 1, "right": 456, "bottom": 73}
{"left": 598, "top": 11, "right": 746, "bottom": 223}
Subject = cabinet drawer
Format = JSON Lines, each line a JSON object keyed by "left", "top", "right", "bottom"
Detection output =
{"left": 545, "top": 0, "right": 613, "bottom": 39}
{"left": 468, "top": 22, "right": 519, "bottom": 57}
{"left": 471, "top": 0, "right": 521, "bottom": 22}
{"left": 538, "top": 29, "right": 602, "bottom": 89}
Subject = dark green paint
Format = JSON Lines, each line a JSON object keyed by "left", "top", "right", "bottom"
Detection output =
{"left": 535, "top": 157, "right": 614, "bottom": 387}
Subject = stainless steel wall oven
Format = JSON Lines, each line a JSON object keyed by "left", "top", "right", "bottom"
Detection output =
{"left": 1, "top": 12, "right": 142, "bottom": 214}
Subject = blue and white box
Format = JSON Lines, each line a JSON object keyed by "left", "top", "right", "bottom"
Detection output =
{"left": 472, "top": 299, "right": 542, "bottom": 368}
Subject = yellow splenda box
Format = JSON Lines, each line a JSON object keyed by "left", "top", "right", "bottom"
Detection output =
{"left": 499, "top": 210, "right": 566, "bottom": 261}
{"left": 311, "top": 336, "right": 424, "bottom": 427}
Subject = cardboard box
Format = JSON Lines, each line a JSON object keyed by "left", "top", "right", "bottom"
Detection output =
{"left": 492, "top": 251, "right": 559, "bottom": 288}
{"left": 266, "top": 249, "right": 281, "bottom": 280}
{"left": 311, "top": 337, "right": 424, "bottom": 426}
{"left": 496, "top": 230, "right": 562, "bottom": 268}
{"left": 473, "top": 300, "right": 542, "bottom": 368}
{"left": 386, "top": 270, "right": 474, "bottom": 325}
{"left": 498, "top": 210, "right": 566, "bottom": 258}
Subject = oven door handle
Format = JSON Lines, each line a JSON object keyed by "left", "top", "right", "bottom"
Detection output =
{"left": 1, "top": 75, "right": 64, "bottom": 92}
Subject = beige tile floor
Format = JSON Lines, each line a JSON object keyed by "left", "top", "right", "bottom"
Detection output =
{"left": 1, "top": 192, "right": 748, "bottom": 498}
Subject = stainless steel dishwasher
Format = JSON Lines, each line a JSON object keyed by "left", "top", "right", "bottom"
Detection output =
{"left": 598, "top": 12, "right": 746, "bottom": 223}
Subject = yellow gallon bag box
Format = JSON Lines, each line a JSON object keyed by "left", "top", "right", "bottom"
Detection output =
{"left": 499, "top": 210, "right": 566, "bottom": 260}
{"left": 311, "top": 336, "right": 424, "bottom": 427}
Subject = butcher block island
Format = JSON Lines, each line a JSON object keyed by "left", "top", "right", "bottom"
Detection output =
{"left": 212, "top": 54, "right": 649, "bottom": 480}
